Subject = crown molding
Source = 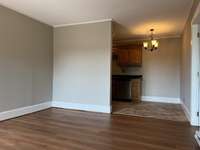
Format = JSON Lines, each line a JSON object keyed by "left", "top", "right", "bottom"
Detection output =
{"left": 54, "top": 19, "right": 112, "bottom": 28}
{"left": 192, "top": 1, "right": 200, "bottom": 24}
{"left": 113, "top": 34, "right": 181, "bottom": 44}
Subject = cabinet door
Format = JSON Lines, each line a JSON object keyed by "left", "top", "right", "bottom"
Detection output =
{"left": 128, "top": 46, "right": 142, "bottom": 66}
{"left": 117, "top": 49, "right": 129, "bottom": 66}
{"left": 112, "top": 79, "right": 119, "bottom": 99}
{"left": 131, "top": 79, "right": 141, "bottom": 103}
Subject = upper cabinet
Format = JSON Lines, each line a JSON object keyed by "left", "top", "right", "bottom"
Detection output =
{"left": 114, "top": 45, "right": 142, "bottom": 67}
{"left": 117, "top": 49, "right": 129, "bottom": 66}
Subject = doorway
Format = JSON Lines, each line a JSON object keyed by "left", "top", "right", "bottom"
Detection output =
{"left": 111, "top": 38, "right": 188, "bottom": 122}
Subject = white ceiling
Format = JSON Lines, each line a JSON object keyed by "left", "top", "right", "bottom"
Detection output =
{"left": 0, "top": 0, "right": 193, "bottom": 40}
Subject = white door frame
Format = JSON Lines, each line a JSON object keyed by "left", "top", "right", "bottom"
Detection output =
{"left": 190, "top": 3, "right": 200, "bottom": 147}
{"left": 191, "top": 2, "right": 200, "bottom": 126}
{"left": 191, "top": 24, "right": 200, "bottom": 126}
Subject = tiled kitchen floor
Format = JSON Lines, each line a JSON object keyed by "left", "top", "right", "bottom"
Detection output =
{"left": 112, "top": 101, "right": 188, "bottom": 122}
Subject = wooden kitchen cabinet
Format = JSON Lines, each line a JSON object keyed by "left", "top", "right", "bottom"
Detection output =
{"left": 117, "top": 49, "right": 129, "bottom": 66}
{"left": 129, "top": 46, "right": 142, "bottom": 66}
{"left": 116, "top": 45, "right": 142, "bottom": 67}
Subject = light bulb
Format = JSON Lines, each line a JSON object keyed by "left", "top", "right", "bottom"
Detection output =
{"left": 143, "top": 42, "right": 148, "bottom": 49}
{"left": 155, "top": 41, "right": 159, "bottom": 48}
{"left": 151, "top": 40, "right": 157, "bottom": 46}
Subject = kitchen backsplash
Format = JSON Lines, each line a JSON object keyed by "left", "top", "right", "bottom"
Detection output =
{"left": 112, "top": 59, "right": 142, "bottom": 75}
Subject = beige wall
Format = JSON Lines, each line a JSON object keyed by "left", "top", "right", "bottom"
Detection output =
{"left": 181, "top": 0, "right": 200, "bottom": 112}
{"left": 113, "top": 37, "right": 181, "bottom": 99}
{"left": 53, "top": 21, "right": 112, "bottom": 107}
{"left": 0, "top": 6, "right": 53, "bottom": 112}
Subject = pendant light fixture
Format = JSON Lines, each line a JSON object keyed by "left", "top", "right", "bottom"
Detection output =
{"left": 143, "top": 29, "right": 159, "bottom": 52}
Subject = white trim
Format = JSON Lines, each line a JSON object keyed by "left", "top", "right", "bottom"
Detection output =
{"left": 52, "top": 101, "right": 111, "bottom": 113}
{"left": 195, "top": 131, "right": 200, "bottom": 146}
{"left": 0, "top": 102, "right": 51, "bottom": 121}
{"left": 109, "top": 21, "right": 112, "bottom": 106}
{"left": 190, "top": 24, "right": 200, "bottom": 127}
{"left": 53, "top": 19, "right": 112, "bottom": 28}
{"left": 142, "top": 96, "right": 181, "bottom": 104}
{"left": 180, "top": 101, "right": 191, "bottom": 122}
{"left": 114, "top": 35, "right": 181, "bottom": 43}
{"left": 192, "top": 2, "right": 200, "bottom": 24}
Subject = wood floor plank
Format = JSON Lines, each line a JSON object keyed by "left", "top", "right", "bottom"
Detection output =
{"left": 0, "top": 108, "right": 199, "bottom": 150}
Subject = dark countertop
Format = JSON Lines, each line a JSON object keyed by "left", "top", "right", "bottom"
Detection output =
{"left": 112, "top": 75, "right": 142, "bottom": 79}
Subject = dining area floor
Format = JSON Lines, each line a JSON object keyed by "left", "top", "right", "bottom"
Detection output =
{"left": 112, "top": 101, "right": 188, "bottom": 122}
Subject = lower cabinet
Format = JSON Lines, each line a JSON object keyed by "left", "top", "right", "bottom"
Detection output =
{"left": 112, "top": 76, "right": 142, "bottom": 102}
{"left": 131, "top": 79, "right": 141, "bottom": 103}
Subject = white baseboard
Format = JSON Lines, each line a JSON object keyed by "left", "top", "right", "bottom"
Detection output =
{"left": 52, "top": 101, "right": 111, "bottom": 113}
{"left": 195, "top": 131, "right": 200, "bottom": 146}
{"left": 180, "top": 101, "right": 191, "bottom": 122}
{"left": 0, "top": 102, "right": 51, "bottom": 121}
{"left": 142, "top": 96, "right": 181, "bottom": 104}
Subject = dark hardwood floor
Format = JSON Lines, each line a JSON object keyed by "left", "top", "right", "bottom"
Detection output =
{"left": 0, "top": 108, "right": 199, "bottom": 150}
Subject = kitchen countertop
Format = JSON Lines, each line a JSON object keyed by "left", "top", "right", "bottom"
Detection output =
{"left": 112, "top": 75, "right": 142, "bottom": 79}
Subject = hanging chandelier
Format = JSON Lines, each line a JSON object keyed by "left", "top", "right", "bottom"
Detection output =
{"left": 143, "top": 29, "right": 159, "bottom": 52}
